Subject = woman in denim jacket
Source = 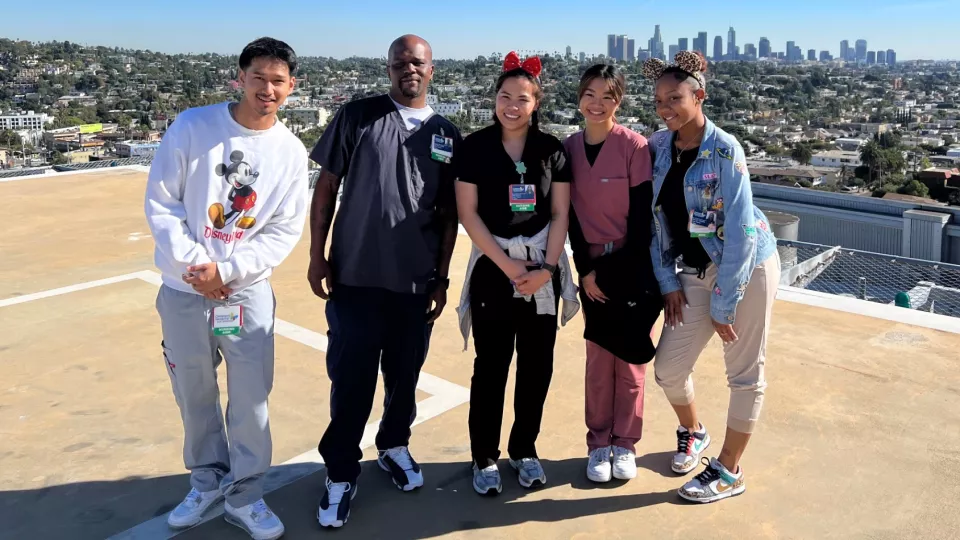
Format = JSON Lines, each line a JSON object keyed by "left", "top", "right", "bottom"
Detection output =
{"left": 642, "top": 51, "right": 780, "bottom": 504}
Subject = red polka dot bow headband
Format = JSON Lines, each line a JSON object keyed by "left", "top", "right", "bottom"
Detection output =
{"left": 502, "top": 51, "right": 542, "bottom": 78}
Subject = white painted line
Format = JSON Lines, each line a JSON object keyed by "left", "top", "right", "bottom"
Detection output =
{"left": 0, "top": 270, "right": 468, "bottom": 539}
{"left": 777, "top": 285, "right": 960, "bottom": 334}
{"left": 0, "top": 272, "right": 144, "bottom": 308}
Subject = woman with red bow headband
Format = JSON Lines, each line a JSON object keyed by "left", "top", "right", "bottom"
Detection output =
{"left": 455, "top": 51, "right": 579, "bottom": 496}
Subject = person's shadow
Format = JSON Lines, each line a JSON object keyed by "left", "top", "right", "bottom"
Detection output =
{"left": 175, "top": 456, "right": 683, "bottom": 539}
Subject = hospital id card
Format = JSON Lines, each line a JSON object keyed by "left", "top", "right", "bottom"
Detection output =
{"left": 212, "top": 305, "right": 243, "bottom": 336}
{"left": 688, "top": 210, "right": 717, "bottom": 238}
{"left": 431, "top": 134, "right": 453, "bottom": 163}
{"left": 509, "top": 184, "right": 536, "bottom": 212}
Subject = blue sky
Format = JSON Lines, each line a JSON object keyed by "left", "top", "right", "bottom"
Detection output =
{"left": 0, "top": 0, "right": 954, "bottom": 61}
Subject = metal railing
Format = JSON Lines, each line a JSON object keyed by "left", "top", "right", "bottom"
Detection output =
{"left": 778, "top": 239, "right": 960, "bottom": 317}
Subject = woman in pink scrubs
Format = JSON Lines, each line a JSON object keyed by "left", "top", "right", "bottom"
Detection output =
{"left": 565, "top": 64, "right": 664, "bottom": 483}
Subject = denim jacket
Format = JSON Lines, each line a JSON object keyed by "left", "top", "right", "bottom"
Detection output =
{"left": 649, "top": 116, "right": 776, "bottom": 324}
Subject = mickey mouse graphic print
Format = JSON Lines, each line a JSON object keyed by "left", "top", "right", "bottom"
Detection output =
{"left": 209, "top": 150, "right": 260, "bottom": 230}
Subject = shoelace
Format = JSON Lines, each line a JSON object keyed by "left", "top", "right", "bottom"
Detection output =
{"left": 181, "top": 488, "right": 203, "bottom": 509}
{"left": 479, "top": 465, "right": 499, "bottom": 481}
{"left": 677, "top": 430, "right": 693, "bottom": 455}
{"left": 326, "top": 480, "right": 350, "bottom": 505}
{"left": 692, "top": 458, "right": 720, "bottom": 485}
{"left": 249, "top": 500, "right": 272, "bottom": 523}
{"left": 589, "top": 448, "right": 609, "bottom": 467}
{"left": 520, "top": 458, "right": 542, "bottom": 477}
{"left": 613, "top": 448, "right": 633, "bottom": 462}
{"left": 386, "top": 447, "right": 414, "bottom": 470}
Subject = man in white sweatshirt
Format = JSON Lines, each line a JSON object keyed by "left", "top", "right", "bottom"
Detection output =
{"left": 144, "top": 37, "right": 307, "bottom": 540}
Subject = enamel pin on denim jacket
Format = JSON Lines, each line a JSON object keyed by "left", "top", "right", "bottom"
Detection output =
{"left": 649, "top": 116, "right": 777, "bottom": 324}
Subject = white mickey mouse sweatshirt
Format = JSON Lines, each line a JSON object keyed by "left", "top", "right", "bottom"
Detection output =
{"left": 144, "top": 102, "right": 308, "bottom": 295}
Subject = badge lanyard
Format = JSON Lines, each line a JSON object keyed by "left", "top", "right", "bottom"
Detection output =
{"left": 509, "top": 160, "right": 535, "bottom": 212}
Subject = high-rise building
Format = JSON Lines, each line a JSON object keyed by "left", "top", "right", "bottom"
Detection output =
{"left": 627, "top": 39, "right": 636, "bottom": 62}
{"left": 867, "top": 51, "right": 876, "bottom": 65}
{"left": 887, "top": 49, "right": 897, "bottom": 66}
{"left": 877, "top": 50, "right": 887, "bottom": 65}
{"left": 648, "top": 25, "right": 664, "bottom": 60}
{"left": 778, "top": 52, "right": 785, "bottom": 59}
{"left": 668, "top": 44, "right": 679, "bottom": 59}
{"left": 744, "top": 43, "right": 757, "bottom": 58}
{"left": 727, "top": 27, "right": 736, "bottom": 59}
{"left": 840, "top": 40, "right": 849, "bottom": 62}
{"left": 679, "top": 38, "right": 689, "bottom": 51}
{"left": 759, "top": 37, "right": 771, "bottom": 58}
{"left": 565, "top": 46, "right": 572, "bottom": 59}
{"left": 607, "top": 35, "right": 617, "bottom": 59}
{"left": 856, "top": 39, "right": 867, "bottom": 62}
{"left": 808, "top": 49, "right": 816, "bottom": 61}
{"left": 694, "top": 32, "right": 708, "bottom": 56}
{"left": 820, "top": 51, "right": 832, "bottom": 62}
{"left": 637, "top": 49, "right": 650, "bottom": 62}
{"left": 714, "top": 36, "right": 724, "bottom": 61}
{"left": 786, "top": 41, "right": 795, "bottom": 61}
{"left": 579, "top": 51, "right": 586, "bottom": 63}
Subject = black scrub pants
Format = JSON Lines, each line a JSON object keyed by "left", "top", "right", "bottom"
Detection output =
{"left": 319, "top": 284, "right": 432, "bottom": 483}
{"left": 467, "top": 253, "right": 560, "bottom": 466}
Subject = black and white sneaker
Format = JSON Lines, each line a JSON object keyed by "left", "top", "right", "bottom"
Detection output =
{"left": 317, "top": 477, "right": 357, "bottom": 529}
{"left": 377, "top": 446, "right": 424, "bottom": 492}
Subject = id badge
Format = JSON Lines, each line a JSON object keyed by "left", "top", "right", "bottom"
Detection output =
{"left": 430, "top": 134, "right": 453, "bottom": 163}
{"left": 509, "top": 184, "right": 536, "bottom": 212}
{"left": 212, "top": 305, "right": 243, "bottom": 336}
{"left": 688, "top": 210, "right": 717, "bottom": 238}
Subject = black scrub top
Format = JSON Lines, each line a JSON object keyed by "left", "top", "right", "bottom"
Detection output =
{"left": 455, "top": 124, "right": 571, "bottom": 239}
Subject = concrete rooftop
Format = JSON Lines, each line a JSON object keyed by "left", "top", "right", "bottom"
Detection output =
{"left": 1, "top": 169, "right": 960, "bottom": 540}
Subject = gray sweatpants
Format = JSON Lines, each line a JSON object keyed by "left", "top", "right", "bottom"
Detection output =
{"left": 155, "top": 279, "right": 276, "bottom": 507}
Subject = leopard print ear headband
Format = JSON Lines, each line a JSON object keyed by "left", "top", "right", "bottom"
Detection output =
{"left": 642, "top": 50, "right": 706, "bottom": 88}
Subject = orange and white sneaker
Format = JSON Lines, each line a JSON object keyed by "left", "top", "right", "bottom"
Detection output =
{"left": 678, "top": 457, "right": 746, "bottom": 503}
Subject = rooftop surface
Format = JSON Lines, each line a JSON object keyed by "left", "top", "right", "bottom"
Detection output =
{"left": 2, "top": 170, "right": 960, "bottom": 540}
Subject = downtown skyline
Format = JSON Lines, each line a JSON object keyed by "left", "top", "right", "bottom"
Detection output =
{"left": 0, "top": 0, "right": 955, "bottom": 61}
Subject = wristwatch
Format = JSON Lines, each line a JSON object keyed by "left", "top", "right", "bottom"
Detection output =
{"left": 430, "top": 274, "right": 450, "bottom": 291}
{"left": 540, "top": 262, "right": 557, "bottom": 276}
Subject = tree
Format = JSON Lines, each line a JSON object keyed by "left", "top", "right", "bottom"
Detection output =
{"left": 899, "top": 180, "right": 930, "bottom": 198}
{"left": 791, "top": 144, "right": 813, "bottom": 165}
{"left": 0, "top": 129, "right": 22, "bottom": 148}
{"left": 51, "top": 151, "right": 69, "bottom": 165}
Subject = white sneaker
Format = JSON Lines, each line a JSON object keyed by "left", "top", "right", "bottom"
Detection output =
{"left": 672, "top": 424, "right": 711, "bottom": 474}
{"left": 678, "top": 457, "right": 746, "bottom": 503}
{"left": 166, "top": 487, "right": 223, "bottom": 529}
{"left": 223, "top": 499, "right": 285, "bottom": 540}
{"left": 377, "top": 446, "right": 424, "bottom": 492}
{"left": 317, "top": 477, "right": 357, "bottom": 529}
{"left": 612, "top": 446, "right": 637, "bottom": 480}
{"left": 586, "top": 446, "right": 612, "bottom": 483}
{"left": 509, "top": 457, "right": 546, "bottom": 488}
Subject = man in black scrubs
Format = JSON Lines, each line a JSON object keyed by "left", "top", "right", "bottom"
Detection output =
{"left": 308, "top": 34, "right": 461, "bottom": 529}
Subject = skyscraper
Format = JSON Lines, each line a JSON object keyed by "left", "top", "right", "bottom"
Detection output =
{"left": 607, "top": 35, "right": 616, "bottom": 59}
{"left": 649, "top": 25, "right": 664, "bottom": 60}
{"left": 867, "top": 51, "right": 876, "bottom": 64}
{"left": 744, "top": 43, "right": 757, "bottom": 58}
{"left": 820, "top": 51, "right": 832, "bottom": 62}
{"left": 679, "top": 38, "right": 689, "bottom": 51}
{"left": 579, "top": 51, "right": 586, "bottom": 63}
{"left": 840, "top": 40, "right": 849, "bottom": 62}
{"left": 694, "top": 32, "right": 708, "bottom": 56}
{"left": 668, "top": 44, "right": 679, "bottom": 60}
{"left": 877, "top": 50, "right": 887, "bottom": 65}
{"left": 727, "top": 27, "right": 736, "bottom": 59}
{"left": 565, "top": 46, "right": 572, "bottom": 59}
{"left": 759, "top": 37, "right": 771, "bottom": 58}
{"left": 786, "top": 41, "right": 795, "bottom": 62}
{"left": 627, "top": 39, "right": 636, "bottom": 62}
{"left": 714, "top": 36, "right": 724, "bottom": 61}
{"left": 856, "top": 39, "right": 867, "bottom": 62}
{"left": 887, "top": 49, "right": 897, "bottom": 66}
{"left": 808, "top": 49, "right": 816, "bottom": 61}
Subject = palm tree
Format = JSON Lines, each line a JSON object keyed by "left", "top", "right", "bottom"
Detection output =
{"left": 860, "top": 140, "right": 884, "bottom": 183}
